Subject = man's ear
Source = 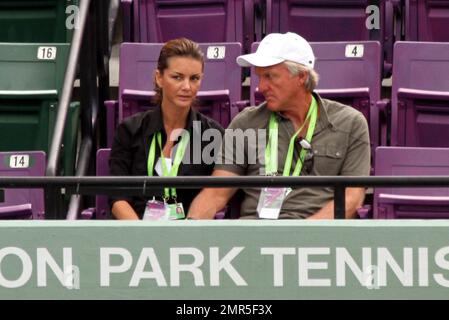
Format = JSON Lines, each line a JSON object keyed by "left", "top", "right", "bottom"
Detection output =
{"left": 297, "top": 71, "right": 307, "bottom": 87}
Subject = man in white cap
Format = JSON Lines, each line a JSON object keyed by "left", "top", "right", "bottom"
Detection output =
{"left": 188, "top": 32, "right": 370, "bottom": 219}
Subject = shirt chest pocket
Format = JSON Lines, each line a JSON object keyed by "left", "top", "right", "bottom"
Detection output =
{"left": 312, "top": 144, "right": 344, "bottom": 175}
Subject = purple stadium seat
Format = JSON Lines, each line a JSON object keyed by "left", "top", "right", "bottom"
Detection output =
{"left": 404, "top": 0, "right": 449, "bottom": 42}
{"left": 265, "top": 0, "right": 396, "bottom": 75}
{"left": 391, "top": 41, "right": 449, "bottom": 147}
{"left": 122, "top": 0, "right": 256, "bottom": 53}
{"left": 0, "top": 151, "right": 45, "bottom": 219}
{"left": 373, "top": 147, "right": 449, "bottom": 219}
{"left": 106, "top": 42, "right": 242, "bottom": 147}
{"left": 250, "top": 41, "right": 383, "bottom": 159}
{"left": 110, "top": 42, "right": 241, "bottom": 143}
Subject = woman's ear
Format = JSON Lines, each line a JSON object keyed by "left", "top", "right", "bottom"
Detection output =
{"left": 155, "top": 70, "right": 162, "bottom": 88}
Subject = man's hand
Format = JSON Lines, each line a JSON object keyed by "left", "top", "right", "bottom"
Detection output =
{"left": 307, "top": 187, "right": 366, "bottom": 219}
{"left": 187, "top": 170, "right": 239, "bottom": 219}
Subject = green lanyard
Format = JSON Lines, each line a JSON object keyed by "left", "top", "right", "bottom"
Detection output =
{"left": 147, "top": 131, "right": 190, "bottom": 200}
{"left": 265, "top": 96, "right": 318, "bottom": 176}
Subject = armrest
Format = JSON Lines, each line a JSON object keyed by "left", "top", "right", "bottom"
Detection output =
{"left": 0, "top": 90, "right": 58, "bottom": 99}
{"left": 0, "top": 203, "right": 33, "bottom": 218}
{"left": 376, "top": 98, "right": 390, "bottom": 114}
{"left": 357, "top": 205, "right": 372, "bottom": 219}
{"left": 397, "top": 88, "right": 449, "bottom": 101}
{"left": 122, "top": 89, "right": 155, "bottom": 100}
{"left": 196, "top": 90, "right": 230, "bottom": 101}
{"left": 214, "top": 208, "right": 226, "bottom": 220}
{"left": 105, "top": 100, "right": 118, "bottom": 108}
{"left": 80, "top": 208, "right": 95, "bottom": 220}
{"left": 316, "top": 87, "right": 370, "bottom": 98}
{"left": 121, "top": 89, "right": 230, "bottom": 102}
{"left": 378, "top": 193, "right": 449, "bottom": 206}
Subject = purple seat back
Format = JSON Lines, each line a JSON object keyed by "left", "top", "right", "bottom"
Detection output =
{"left": 267, "top": 0, "right": 380, "bottom": 41}
{"left": 0, "top": 151, "right": 45, "bottom": 219}
{"left": 391, "top": 41, "right": 449, "bottom": 147}
{"left": 123, "top": 0, "right": 255, "bottom": 52}
{"left": 95, "top": 148, "right": 111, "bottom": 219}
{"left": 265, "top": 0, "right": 393, "bottom": 75}
{"left": 405, "top": 0, "right": 449, "bottom": 42}
{"left": 119, "top": 42, "right": 242, "bottom": 127}
{"left": 374, "top": 147, "right": 449, "bottom": 219}
{"left": 250, "top": 41, "right": 382, "bottom": 155}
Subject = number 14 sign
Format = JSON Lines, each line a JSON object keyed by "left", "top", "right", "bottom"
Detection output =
{"left": 9, "top": 155, "right": 30, "bottom": 169}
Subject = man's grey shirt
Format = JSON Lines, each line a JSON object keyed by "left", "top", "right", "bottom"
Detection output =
{"left": 215, "top": 93, "right": 371, "bottom": 219}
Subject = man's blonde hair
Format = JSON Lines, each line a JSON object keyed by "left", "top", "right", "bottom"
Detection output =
{"left": 284, "top": 60, "right": 319, "bottom": 92}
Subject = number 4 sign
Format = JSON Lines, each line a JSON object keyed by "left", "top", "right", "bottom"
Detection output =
{"left": 345, "top": 44, "right": 364, "bottom": 58}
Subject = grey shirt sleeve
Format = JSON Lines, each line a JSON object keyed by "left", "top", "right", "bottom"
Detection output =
{"left": 340, "top": 111, "right": 371, "bottom": 176}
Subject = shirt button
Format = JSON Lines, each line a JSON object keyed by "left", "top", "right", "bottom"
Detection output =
{"left": 336, "top": 152, "right": 341, "bottom": 157}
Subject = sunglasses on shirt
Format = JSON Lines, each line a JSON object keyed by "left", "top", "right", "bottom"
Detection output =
{"left": 298, "top": 138, "right": 314, "bottom": 175}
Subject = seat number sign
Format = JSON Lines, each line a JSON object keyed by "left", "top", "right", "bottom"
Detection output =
{"left": 37, "top": 47, "right": 57, "bottom": 60}
{"left": 9, "top": 155, "right": 30, "bottom": 169}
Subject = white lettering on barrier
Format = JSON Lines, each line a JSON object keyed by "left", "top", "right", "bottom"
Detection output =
{"left": 129, "top": 248, "right": 167, "bottom": 287}
{"left": 419, "top": 247, "right": 429, "bottom": 287}
{"left": 378, "top": 247, "right": 413, "bottom": 287}
{"left": 210, "top": 247, "right": 247, "bottom": 286}
{"left": 37, "top": 248, "right": 73, "bottom": 288}
{"left": 0, "top": 247, "right": 32, "bottom": 288}
{"left": 260, "top": 247, "right": 296, "bottom": 287}
{"left": 100, "top": 247, "right": 247, "bottom": 287}
{"left": 298, "top": 247, "right": 332, "bottom": 287}
{"left": 260, "top": 247, "right": 449, "bottom": 288}
{"left": 170, "top": 248, "right": 205, "bottom": 287}
{"left": 434, "top": 246, "right": 449, "bottom": 287}
{"left": 336, "top": 247, "right": 372, "bottom": 287}
{"left": 100, "top": 247, "right": 133, "bottom": 287}
{"left": 2, "top": 245, "right": 449, "bottom": 290}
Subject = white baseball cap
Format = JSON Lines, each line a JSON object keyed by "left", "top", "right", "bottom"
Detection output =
{"left": 236, "top": 32, "right": 315, "bottom": 68}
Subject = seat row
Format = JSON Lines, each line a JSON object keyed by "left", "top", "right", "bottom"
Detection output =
{"left": 109, "top": 40, "right": 449, "bottom": 154}
{"left": 3, "top": 146, "right": 449, "bottom": 220}
{"left": 121, "top": 0, "right": 449, "bottom": 76}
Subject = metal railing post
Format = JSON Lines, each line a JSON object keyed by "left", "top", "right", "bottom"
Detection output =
{"left": 45, "top": 0, "right": 91, "bottom": 219}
